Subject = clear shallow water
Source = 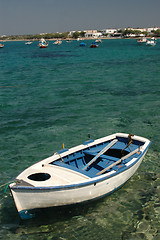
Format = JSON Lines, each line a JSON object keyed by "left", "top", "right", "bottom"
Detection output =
{"left": 0, "top": 39, "right": 159, "bottom": 239}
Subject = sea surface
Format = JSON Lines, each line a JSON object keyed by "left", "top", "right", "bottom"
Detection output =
{"left": 0, "top": 39, "right": 159, "bottom": 239}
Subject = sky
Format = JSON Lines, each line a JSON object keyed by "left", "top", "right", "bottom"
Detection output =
{"left": 0, "top": 0, "right": 160, "bottom": 36}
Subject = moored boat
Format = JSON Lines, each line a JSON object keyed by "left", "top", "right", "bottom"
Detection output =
{"left": 9, "top": 133, "right": 151, "bottom": 220}
{"left": 146, "top": 38, "right": 156, "bottom": 46}
{"left": 137, "top": 37, "right": 147, "bottom": 44}
{"left": 39, "top": 38, "right": 48, "bottom": 48}
{"left": 95, "top": 39, "right": 102, "bottom": 43}
{"left": 79, "top": 42, "right": 86, "bottom": 47}
{"left": 25, "top": 41, "right": 32, "bottom": 45}
{"left": 53, "top": 39, "right": 62, "bottom": 45}
{"left": 90, "top": 42, "right": 98, "bottom": 48}
{"left": 0, "top": 43, "right": 4, "bottom": 48}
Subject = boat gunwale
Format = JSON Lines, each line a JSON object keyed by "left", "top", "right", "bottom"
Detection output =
{"left": 20, "top": 133, "right": 149, "bottom": 167}
{"left": 10, "top": 141, "right": 150, "bottom": 191}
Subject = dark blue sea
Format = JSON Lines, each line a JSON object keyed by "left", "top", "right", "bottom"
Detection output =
{"left": 0, "top": 39, "right": 159, "bottom": 239}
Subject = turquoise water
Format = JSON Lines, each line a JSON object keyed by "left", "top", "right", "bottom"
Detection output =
{"left": 0, "top": 39, "right": 159, "bottom": 239}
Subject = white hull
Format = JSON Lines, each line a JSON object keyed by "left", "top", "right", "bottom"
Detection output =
{"left": 146, "top": 40, "right": 156, "bottom": 46}
{"left": 10, "top": 152, "right": 146, "bottom": 213}
{"left": 9, "top": 133, "right": 150, "bottom": 219}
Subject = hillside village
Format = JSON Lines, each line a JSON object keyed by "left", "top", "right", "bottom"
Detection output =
{"left": 69, "top": 27, "right": 160, "bottom": 38}
{"left": 1, "top": 27, "right": 160, "bottom": 40}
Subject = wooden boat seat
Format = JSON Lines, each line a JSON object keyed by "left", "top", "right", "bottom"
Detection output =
{"left": 96, "top": 159, "right": 109, "bottom": 169}
{"left": 97, "top": 147, "right": 141, "bottom": 175}
{"left": 83, "top": 150, "right": 98, "bottom": 156}
{"left": 52, "top": 141, "right": 134, "bottom": 177}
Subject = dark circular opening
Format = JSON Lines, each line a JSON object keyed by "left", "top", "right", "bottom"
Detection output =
{"left": 28, "top": 173, "right": 51, "bottom": 181}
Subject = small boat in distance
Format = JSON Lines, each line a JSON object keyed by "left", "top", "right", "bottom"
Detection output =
{"left": 53, "top": 39, "right": 62, "bottom": 45}
{"left": 0, "top": 43, "right": 4, "bottom": 48}
{"left": 39, "top": 38, "right": 48, "bottom": 48}
{"left": 25, "top": 41, "right": 32, "bottom": 45}
{"left": 95, "top": 39, "right": 102, "bottom": 43}
{"left": 137, "top": 37, "right": 147, "bottom": 44}
{"left": 9, "top": 132, "right": 150, "bottom": 220}
{"left": 146, "top": 38, "right": 156, "bottom": 46}
{"left": 90, "top": 42, "right": 98, "bottom": 48}
{"left": 79, "top": 42, "right": 86, "bottom": 47}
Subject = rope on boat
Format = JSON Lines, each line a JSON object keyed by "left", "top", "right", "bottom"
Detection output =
{"left": 0, "top": 181, "right": 14, "bottom": 193}
{"left": 121, "top": 134, "right": 134, "bottom": 155}
{"left": 55, "top": 152, "right": 64, "bottom": 162}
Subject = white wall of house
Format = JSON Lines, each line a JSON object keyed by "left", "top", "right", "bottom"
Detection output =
{"left": 85, "top": 31, "right": 102, "bottom": 38}
{"left": 146, "top": 27, "right": 159, "bottom": 32}
{"left": 102, "top": 29, "right": 117, "bottom": 34}
{"left": 126, "top": 33, "right": 136, "bottom": 37}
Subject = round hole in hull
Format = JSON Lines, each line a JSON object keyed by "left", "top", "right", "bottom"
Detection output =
{"left": 28, "top": 173, "right": 51, "bottom": 181}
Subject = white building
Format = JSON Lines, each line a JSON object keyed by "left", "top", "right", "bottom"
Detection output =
{"left": 125, "top": 27, "right": 160, "bottom": 33}
{"left": 84, "top": 30, "right": 102, "bottom": 38}
{"left": 126, "top": 33, "right": 136, "bottom": 37}
{"left": 146, "top": 27, "right": 159, "bottom": 32}
{"left": 126, "top": 28, "right": 146, "bottom": 32}
{"left": 102, "top": 29, "right": 117, "bottom": 35}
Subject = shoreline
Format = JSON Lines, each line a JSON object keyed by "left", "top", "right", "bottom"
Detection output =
{"left": 1, "top": 36, "right": 159, "bottom": 42}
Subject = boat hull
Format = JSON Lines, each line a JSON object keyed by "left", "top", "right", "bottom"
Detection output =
{"left": 10, "top": 151, "right": 146, "bottom": 219}
{"left": 39, "top": 45, "right": 48, "bottom": 48}
{"left": 90, "top": 45, "right": 98, "bottom": 48}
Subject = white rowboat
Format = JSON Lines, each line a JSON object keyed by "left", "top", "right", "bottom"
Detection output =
{"left": 9, "top": 133, "right": 151, "bottom": 220}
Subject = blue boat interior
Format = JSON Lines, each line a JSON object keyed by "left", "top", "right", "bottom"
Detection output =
{"left": 50, "top": 137, "right": 144, "bottom": 178}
